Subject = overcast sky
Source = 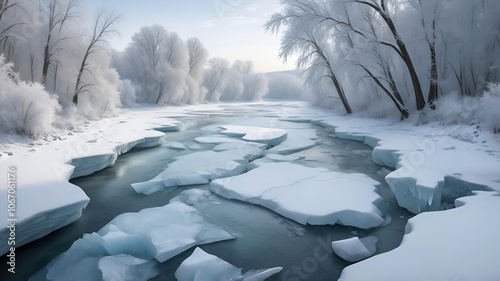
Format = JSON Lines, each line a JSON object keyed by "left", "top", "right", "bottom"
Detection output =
{"left": 85, "top": 0, "right": 295, "bottom": 73}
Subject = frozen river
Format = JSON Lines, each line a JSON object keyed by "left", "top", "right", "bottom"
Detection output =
{"left": 2, "top": 102, "right": 412, "bottom": 281}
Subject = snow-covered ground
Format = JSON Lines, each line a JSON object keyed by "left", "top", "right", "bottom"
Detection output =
{"left": 1, "top": 101, "right": 500, "bottom": 280}
{"left": 0, "top": 108, "right": 182, "bottom": 255}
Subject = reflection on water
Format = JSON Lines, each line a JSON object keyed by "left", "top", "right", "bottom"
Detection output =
{"left": 1, "top": 103, "right": 411, "bottom": 281}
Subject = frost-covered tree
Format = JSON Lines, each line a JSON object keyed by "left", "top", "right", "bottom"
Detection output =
{"left": 202, "top": 57, "right": 229, "bottom": 102}
{"left": 114, "top": 25, "right": 201, "bottom": 105}
{"left": 0, "top": 54, "right": 60, "bottom": 137}
{"left": 265, "top": 72, "right": 305, "bottom": 100}
{"left": 265, "top": 0, "right": 354, "bottom": 114}
{"left": 73, "top": 9, "right": 120, "bottom": 106}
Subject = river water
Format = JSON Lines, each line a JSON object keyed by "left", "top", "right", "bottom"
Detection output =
{"left": 1, "top": 102, "right": 412, "bottom": 281}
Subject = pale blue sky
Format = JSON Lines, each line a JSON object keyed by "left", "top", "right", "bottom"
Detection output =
{"left": 85, "top": 0, "right": 295, "bottom": 72}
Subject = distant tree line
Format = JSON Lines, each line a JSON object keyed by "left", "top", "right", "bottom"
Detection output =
{"left": 0, "top": 0, "right": 270, "bottom": 137}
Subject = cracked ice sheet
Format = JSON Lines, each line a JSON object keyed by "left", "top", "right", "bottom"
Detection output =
{"left": 218, "top": 125, "right": 288, "bottom": 146}
{"left": 339, "top": 191, "right": 500, "bottom": 281}
{"left": 33, "top": 202, "right": 234, "bottom": 280}
{"left": 210, "top": 162, "right": 385, "bottom": 229}
{"left": 132, "top": 141, "right": 266, "bottom": 195}
{"left": 314, "top": 116, "right": 500, "bottom": 214}
{"left": 267, "top": 128, "right": 319, "bottom": 155}
{"left": 175, "top": 247, "right": 282, "bottom": 281}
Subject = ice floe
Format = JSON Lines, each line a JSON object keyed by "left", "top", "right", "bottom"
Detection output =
{"left": 332, "top": 236, "right": 378, "bottom": 262}
{"left": 339, "top": 191, "right": 500, "bottom": 281}
{"left": 218, "top": 125, "right": 288, "bottom": 146}
{"left": 315, "top": 117, "right": 500, "bottom": 213}
{"left": 132, "top": 138, "right": 266, "bottom": 194}
{"left": 32, "top": 202, "right": 234, "bottom": 280}
{"left": 210, "top": 162, "right": 385, "bottom": 229}
{"left": 267, "top": 128, "right": 318, "bottom": 155}
{"left": 175, "top": 247, "right": 282, "bottom": 281}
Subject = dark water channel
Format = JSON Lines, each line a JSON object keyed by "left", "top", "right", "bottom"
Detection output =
{"left": 1, "top": 104, "right": 412, "bottom": 281}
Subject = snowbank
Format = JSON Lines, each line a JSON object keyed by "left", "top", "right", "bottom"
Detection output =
{"left": 313, "top": 117, "right": 500, "bottom": 213}
{"left": 175, "top": 247, "right": 282, "bottom": 281}
{"left": 339, "top": 191, "right": 500, "bottom": 281}
{"left": 210, "top": 162, "right": 385, "bottom": 229}
{"left": 0, "top": 109, "right": 181, "bottom": 255}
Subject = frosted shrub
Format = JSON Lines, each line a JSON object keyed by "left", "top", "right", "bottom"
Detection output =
{"left": 480, "top": 85, "right": 500, "bottom": 133}
{"left": 0, "top": 55, "right": 61, "bottom": 137}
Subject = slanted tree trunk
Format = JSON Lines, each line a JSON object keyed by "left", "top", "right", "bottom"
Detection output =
{"left": 357, "top": 0, "right": 426, "bottom": 110}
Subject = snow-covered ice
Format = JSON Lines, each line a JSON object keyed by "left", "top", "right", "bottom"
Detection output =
{"left": 339, "top": 191, "right": 500, "bottom": 281}
{"left": 210, "top": 162, "right": 385, "bottom": 229}
{"left": 169, "top": 142, "right": 187, "bottom": 150}
{"left": 315, "top": 117, "right": 500, "bottom": 213}
{"left": 0, "top": 110, "right": 181, "bottom": 255}
{"left": 218, "top": 124, "right": 288, "bottom": 146}
{"left": 267, "top": 128, "right": 318, "bottom": 155}
{"left": 33, "top": 202, "right": 234, "bottom": 280}
{"left": 331, "top": 236, "right": 378, "bottom": 262}
{"left": 175, "top": 247, "right": 282, "bottom": 281}
{"left": 132, "top": 140, "right": 266, "bottom": 195}
{"left": 99, "top": 255, "right": 158, "bottom": 281}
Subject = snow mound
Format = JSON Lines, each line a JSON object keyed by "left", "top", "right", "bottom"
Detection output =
{"left": 132, "top": 142, "right": 265, "bottom": 195}
{"left": 267, "top": 128, "right": 318, "bottom": 155}
{"left": 210, "top": 162, "right": 385, "bottom": 229}
{"left": 218, "top": 125, "right": 288, "bottom": 146}
{"left": 332, "top": 236, "right": 378, "bottom": 262}
{"left": 339, "top": 191, "right": 500, "bottom": 281}
{"left": 34, "top": 202, "right": 234, "bottom": 280}
{"left": 175, "top": 247, "right": 282, "bottom": 281}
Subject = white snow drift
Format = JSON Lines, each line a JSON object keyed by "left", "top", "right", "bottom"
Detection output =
{"left": 175, "top": 247, "right": 282, "bottom": 281}
{"left": 33, "top": 202, "right": 234, "bottom": 280}
{"left": 210, "top": 162, "right": 385, "bottom": 229}
{"left": 339, "top": 191, "right": 500, "bottom": 281}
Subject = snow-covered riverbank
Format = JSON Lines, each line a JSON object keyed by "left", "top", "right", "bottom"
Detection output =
{"left": 1, "top": 101, "right": 499, "bottom": 281}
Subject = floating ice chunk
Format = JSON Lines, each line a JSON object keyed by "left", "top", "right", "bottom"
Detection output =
{"left": 249, "top": 153, "right": 302, "bottom": 169}
{"left": 338, "top": 191, "right": 500, "bottom": 281}
{"left": 194, "top": 136, "right": 244, "bottom": 144}
{"left": 169, "top": 142, "right": 187, "bottom": 150}
{"left": 99, "top": 202, "right": 235, "bottom": 262}
{"left": 132, "top": 146, "right": 265, "bottom": 194}
{"left": 170, "top": 189, "right": 221, "bottom": 208}
{"left": 267, "top": 128, "right": 318, "bottom": 155}
{"left": 332, "top": 236, "right": 378, "bottom": 262}
{"left": 213, "top": 141, "right": 267, "bottom": 161}
{"left": 175, "top": 247, "right": 282, "bottom": 281}
{"left": 35, "top": 202, "right": 234, "bottom": 280}
{"left": 211, "top": 162, "right": 385, "bottom": 229}
{"left": 218, "top": 125, "right": 287, "bottom": 146}
{"left": 99, "top": 254, "right": 158, "bottom": 281}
